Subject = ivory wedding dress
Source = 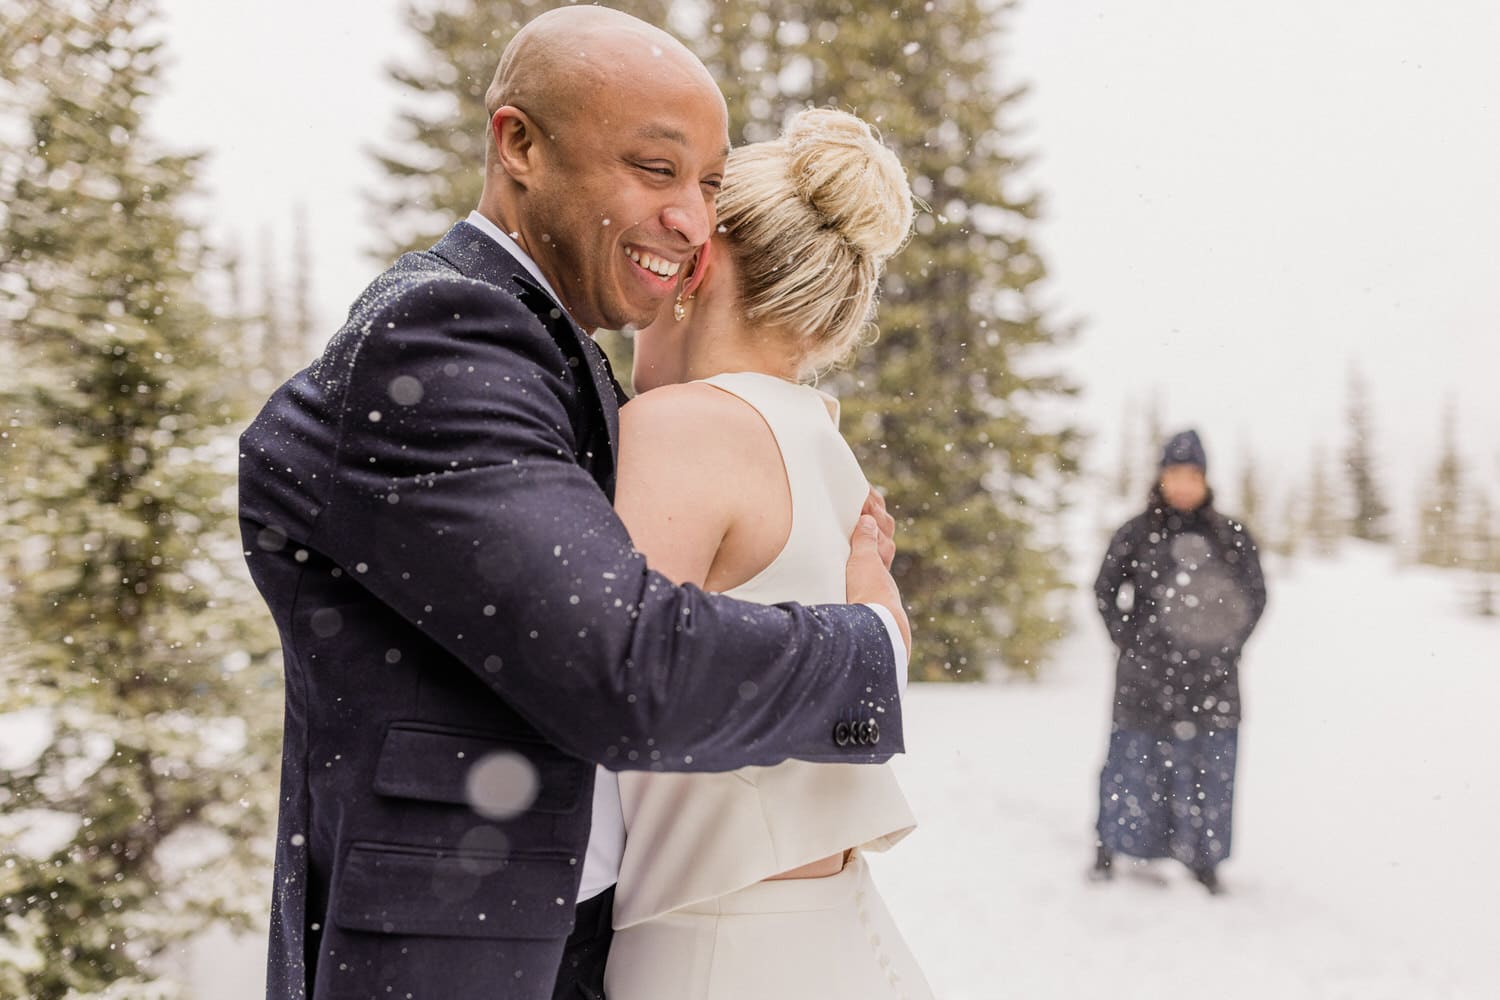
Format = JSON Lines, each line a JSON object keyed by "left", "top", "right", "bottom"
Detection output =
{"left": 604, "top": 372, "right": 933, "bottom": 1000}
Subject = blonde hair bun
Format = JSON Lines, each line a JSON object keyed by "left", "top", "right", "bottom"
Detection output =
{"left": 784, "top": 108, "right": 914, "bottom": 261}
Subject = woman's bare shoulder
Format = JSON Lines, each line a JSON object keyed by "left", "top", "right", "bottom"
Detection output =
{"left": 618, "top": 381, "right": 784, "bottom": 517}
{"left": 620, "top": 381, "right": 775, "bottom": 453}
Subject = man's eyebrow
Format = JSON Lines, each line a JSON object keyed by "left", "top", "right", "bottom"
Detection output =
{"left": 635, "top": 124, "right": 731, "bottom": 159}
{"left": 636, "top": 124, "right": 688, "bottom": 145}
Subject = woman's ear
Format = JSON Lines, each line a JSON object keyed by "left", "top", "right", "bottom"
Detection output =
{"left": 682, "top": 237, "right": 713, "bottom": 298}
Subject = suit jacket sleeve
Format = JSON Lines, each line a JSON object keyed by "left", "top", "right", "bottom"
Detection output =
{"left": 308, "top": 276, "right": 902, "bottom": 770}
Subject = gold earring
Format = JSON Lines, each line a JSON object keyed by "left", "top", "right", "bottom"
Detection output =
{"left": 673, "top": 291, "right": 693, "bottom": 322}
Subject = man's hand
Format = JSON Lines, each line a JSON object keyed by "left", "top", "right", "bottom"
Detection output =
{"left": 846, "top": 512, "right": 910, "bottom": 657}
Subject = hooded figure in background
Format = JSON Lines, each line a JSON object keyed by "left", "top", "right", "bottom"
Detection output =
{"left": 1090, "top": 430, "right": 1267, "bottom": 894}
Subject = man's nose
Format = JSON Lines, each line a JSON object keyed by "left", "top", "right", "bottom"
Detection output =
{"left": 661, "top": 188, "right": 713, "bottom": 248}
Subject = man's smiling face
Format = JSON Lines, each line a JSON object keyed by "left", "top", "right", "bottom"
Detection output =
{"left": 518, "top": 59, "right": 728, "bottom": 333}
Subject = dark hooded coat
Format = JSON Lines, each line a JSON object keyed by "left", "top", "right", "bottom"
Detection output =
{"left": 1094, "top": 488, "right": 1267, "bottom": 735}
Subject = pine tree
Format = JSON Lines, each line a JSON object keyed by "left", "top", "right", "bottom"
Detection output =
{"left": 1274, "top": 487, "right": 1303, "bottom": 560}
{"left": 1238, "top": 448, "right": 1263, "bottom": 533}
{"left": 1344, "top": 367, "right": 1390, "bottom": 541}
{"left": 290, "top": 203, "right": 317, "bottom": 363}
{"left": 222, "top": 241, "right": 249, "bottom": 344}
{"left": 257, "top": 225, "right": 292, "bottom": 380}
{"left": 0, "top": 2, "right": 280, "bottom": 994}
{"left": 199, "top": 235, "right": 277, "bottom": 421}
{"left": 1307, "top": 447, "right": 1342, "bottom": 556}
{"left": 695, "top": 0, "right": 1081, "bottom": 678}
{"left": 1143, "top": 394, "right": 1165, "bottom": 468}
{"left": 369, "top": 0, "right": 670, "bottom": 260}
{"left": 1468, "top": 490, "right": 1497, "bottom": 617}
{"left": 242, "top": 213, "right": 318, "bottom": 391}
{"left": 1113, "top": 397, "right": 1137, "bottom": 502}
{"left": 1417, "top": 407, "right": 1464, "bottom": 568}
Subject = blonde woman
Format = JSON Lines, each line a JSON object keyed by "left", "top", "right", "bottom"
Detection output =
{"left": 603, "top": 109, "right": 933, "bottom": 1000}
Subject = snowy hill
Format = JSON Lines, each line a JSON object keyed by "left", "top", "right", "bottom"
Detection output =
{"left": 178, "top": 545, "right": 1497, "bottom": 997}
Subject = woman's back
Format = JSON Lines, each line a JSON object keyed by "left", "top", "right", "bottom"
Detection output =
{"left": 700, "top": 372, "right": 865, "bottom": 604}
{"left": 611, "top": 372, "right": 915, "bottom": 931}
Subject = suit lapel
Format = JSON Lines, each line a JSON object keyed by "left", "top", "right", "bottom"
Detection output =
{"left": 429, "top": 222, "right": 623, "bottom": 489}
{"left": 509, "top": 274, "right": 622, "bottom": 459}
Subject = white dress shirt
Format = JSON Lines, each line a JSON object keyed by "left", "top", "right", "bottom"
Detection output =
{"left": 459, "top": 212, "right": 909, "bottom": 902}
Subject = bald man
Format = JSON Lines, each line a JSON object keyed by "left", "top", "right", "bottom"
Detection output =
{"left": 239, "top": 8, "right": 910, "bottom": 999}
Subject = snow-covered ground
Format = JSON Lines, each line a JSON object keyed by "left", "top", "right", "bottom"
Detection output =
{"left": 184, "top": 543, "right": 1498, "bottom": 997}
{"left": 873, "top": 542, "right": 1499, "bottom": 999}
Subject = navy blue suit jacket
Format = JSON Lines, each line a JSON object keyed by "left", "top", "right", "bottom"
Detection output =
{"left": 238, "top": 222, "right": 904, "bottom": 1000}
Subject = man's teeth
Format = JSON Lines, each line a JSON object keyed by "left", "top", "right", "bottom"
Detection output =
{"left": 624, "top": 247, "right": 681, "bottom": 278}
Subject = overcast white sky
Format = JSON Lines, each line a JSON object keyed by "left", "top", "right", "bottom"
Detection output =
{"left": 152, "top": 0, "right": 1499, "bottom": 528}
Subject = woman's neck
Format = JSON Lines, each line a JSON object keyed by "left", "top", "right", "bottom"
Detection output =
{"left": 679, "top": 306, "right": 800, "bottom": 384}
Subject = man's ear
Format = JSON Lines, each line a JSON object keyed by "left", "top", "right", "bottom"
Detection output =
{"left": 491, "top": 107, "right": 538, "bottom": 186}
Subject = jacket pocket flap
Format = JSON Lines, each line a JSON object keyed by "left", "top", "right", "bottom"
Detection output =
{"left": 333, "top": 841, "right": 578, "bottom": 940}
{"left": 373, "top": 722, "right": 584, "bottom": 815}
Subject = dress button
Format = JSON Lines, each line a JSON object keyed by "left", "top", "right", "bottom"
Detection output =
{"left": 858, "top": 720, "right": 875, "bottom": 745}
{"left": 833, "top": 721, "right": 852, "bottom": 746}
{"left": 868, "top": 719, "right": 881, "bottom": 744}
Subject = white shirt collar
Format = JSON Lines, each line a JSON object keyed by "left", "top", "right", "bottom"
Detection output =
{"left": 464, "top": 210, "right": 564, "bottom": 307}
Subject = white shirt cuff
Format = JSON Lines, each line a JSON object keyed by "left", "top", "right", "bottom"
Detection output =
{"left": 863, "top": 603, "right": 908, "bottom": 699}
